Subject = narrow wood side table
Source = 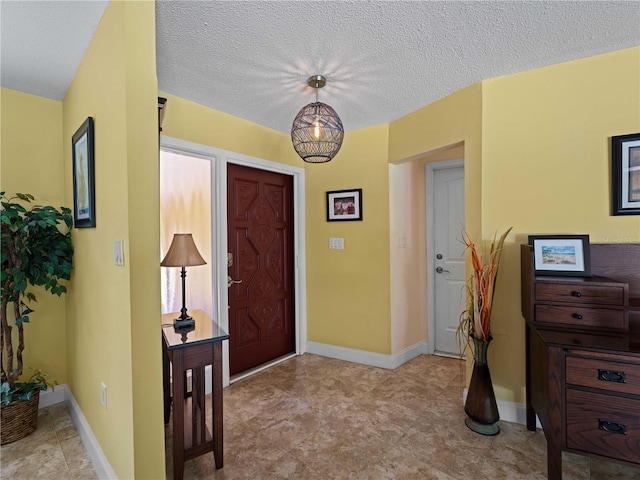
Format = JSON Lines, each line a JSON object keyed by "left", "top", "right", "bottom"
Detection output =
{"left": 162, "top": 310, "right": 229, "bottom": 480}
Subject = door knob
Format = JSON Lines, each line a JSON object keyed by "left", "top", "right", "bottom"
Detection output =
{"left": 227, "top": 276, "right": 242, "bottom": 287}
{"left": 435, "top": 266, "right": 450, "bottom": 274}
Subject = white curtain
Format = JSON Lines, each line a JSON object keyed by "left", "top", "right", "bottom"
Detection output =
{"left": 160, "top": 151, "right": 213, "bottom": 318}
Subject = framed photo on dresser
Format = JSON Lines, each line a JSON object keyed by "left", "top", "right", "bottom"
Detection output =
{"left": 528, "top": 234, "right": 591, "bottom": 277}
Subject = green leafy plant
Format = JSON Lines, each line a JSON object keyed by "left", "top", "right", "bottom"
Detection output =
{"left": 1, "top": 192, "right": 73, "bottom": 401}
{"left": 1, "top": 368, "right": 57, "bottom": 405}
{"left": 458, "top": 227, "right": 512, "bottom": 345}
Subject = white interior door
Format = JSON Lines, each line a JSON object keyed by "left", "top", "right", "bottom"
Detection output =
{"left": 433, "top": 166, "right": 465, "bottom": 357}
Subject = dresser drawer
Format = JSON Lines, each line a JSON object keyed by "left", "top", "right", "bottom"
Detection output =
{"left": 566, "top": 389, "right": 640, "bottom": 464}
{"left": 535, "top": 283, "right": 625, "bottom": 306}
{"left": 566, "top": 355, "right": 640, "bottom": 395}
{"left": 535, "top": 305, "right": 626, "bottom": 330}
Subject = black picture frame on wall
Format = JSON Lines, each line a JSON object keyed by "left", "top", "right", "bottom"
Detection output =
{"left": 528, "top": 234, "right": 591, "bottom": 277}
{"left": 611, "top": 132, "right": 640, "bottom": 216}
{"left": 72, "top": 117, "right": 96, "bottom": 228}
{"left": 326, "top": 189, "right": 363, "bottom": 222}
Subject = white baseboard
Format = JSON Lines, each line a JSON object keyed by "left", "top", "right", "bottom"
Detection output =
{"left": 38, "top": 384, "right": 66, "bottom": 408}
{"left": 497, "top": 398, "right": 527, "bottom": 426}
{"left": 37, "top": 384, "right": 117, "bottom": 479}
{"left": 305, "top": 340, "right": 428, "bottom": 370}
{"left": 66, "top": 388, "right": 118, "bottom": 480}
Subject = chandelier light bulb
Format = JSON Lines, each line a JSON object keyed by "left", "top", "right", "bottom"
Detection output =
{"left": 312, "top": 117, "right": 321, "bottom": 140}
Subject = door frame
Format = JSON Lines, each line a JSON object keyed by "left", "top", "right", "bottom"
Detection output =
{"left": 160, "top": 135, "right": 307, "bottom": 387}
{"left": 425, "top": 158, "right": 464, "bottom": 355}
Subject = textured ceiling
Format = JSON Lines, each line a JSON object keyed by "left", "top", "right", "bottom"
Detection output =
{"left": 0, "top": 0, "right": 109, "bottom": 100}
{"left": 2, "top": 1, "right": 639, "bottom": 134}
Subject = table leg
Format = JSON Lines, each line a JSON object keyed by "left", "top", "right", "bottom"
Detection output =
{"left": 547, "top": 441, "right": 563, "bottom": 480}
{"left": 172, "top": 351, "right": 185, "bottom": 480}
{"left": 525, "top": 326, "right": 536, "bottom": 431}
{"left": 212, "top": 342, "right": 223, "bottom": 469}
{"left": 162, "top": 338, "right": 171, "bottom": 425}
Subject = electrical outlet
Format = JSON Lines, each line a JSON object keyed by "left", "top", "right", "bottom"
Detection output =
{"left": 100, "top": 383, "right": 107, "bottom": 407}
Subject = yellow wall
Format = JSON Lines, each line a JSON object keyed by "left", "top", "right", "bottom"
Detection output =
{"left": 389, "top": 84, "right": 483, "bottom": 239}
{"left": 123, "top": 2, "right": 166, "bottom": 478}
{"left": 481, "top": 47, "right": 640, "bottom": 403}
{"left": 160, "top": 93, "right": 301, "bottom": 166}
{"left": 63, "top": 1, "right": 164, "bottom": 478}
{"left": 306, "top": 125, "right": 392, "bottom": 353}
{"left": 0, "top": 88, "right": 68, "bottom": 384}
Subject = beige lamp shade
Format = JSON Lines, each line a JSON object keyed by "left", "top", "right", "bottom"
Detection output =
{"left": 161, "top": 234, "right": 206, "bottom": 267}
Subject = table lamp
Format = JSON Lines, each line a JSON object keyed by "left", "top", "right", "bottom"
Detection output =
{"left": 161, "top": 233, "right": 206, "bottom": 329}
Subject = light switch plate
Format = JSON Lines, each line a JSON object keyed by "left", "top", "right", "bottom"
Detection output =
{"left": 113, "top": 240, "right": 125, "bottom": 266}
{"left": 329, "top": 238, "right": 344, "bottom": 249}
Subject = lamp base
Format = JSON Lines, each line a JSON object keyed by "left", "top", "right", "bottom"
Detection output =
{"left": 173, "top": 316, "right": 195, "bottom": 330}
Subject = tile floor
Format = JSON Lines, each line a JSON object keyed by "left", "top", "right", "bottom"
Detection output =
{"left": 1, "top": 401, "right": 97, "bottom": 479}
{"left": 2, "top": 354, "right": 639, "bottom": 479}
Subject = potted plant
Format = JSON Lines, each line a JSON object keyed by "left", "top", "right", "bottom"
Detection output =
{"left": 1, "top": 192, "right": 73, "bottom": 444}
{"left": 458, "top": 227, "right": 511, "bottom": 436}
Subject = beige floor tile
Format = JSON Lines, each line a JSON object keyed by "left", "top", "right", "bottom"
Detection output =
{"left": 367, "top": 446, "right": 459, "bottom": 480}
{"left": 3, "top": 354, "right": 640, "bottom": 480}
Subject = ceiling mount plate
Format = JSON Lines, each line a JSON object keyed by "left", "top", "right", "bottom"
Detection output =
{"left": 307, "top": 75, "right": 326, "bottom": 89}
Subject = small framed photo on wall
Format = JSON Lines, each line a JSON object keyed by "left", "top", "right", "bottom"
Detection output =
{"left": 326, "top": 189, "right": 363, "bottom": 222}
{"left": 72, "top": 117, "right": 96, "bottom": 228}
{"left": 611, "top": 132, "right": 640, "bottom": 215}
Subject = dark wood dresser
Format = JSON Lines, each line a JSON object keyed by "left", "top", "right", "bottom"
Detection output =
{"left": 520, "top": 243, "right": 640, "bottom": 479}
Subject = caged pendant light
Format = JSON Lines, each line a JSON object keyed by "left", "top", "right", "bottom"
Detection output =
{"left": 291, "top": 75, "right": 344, "bottom": 163}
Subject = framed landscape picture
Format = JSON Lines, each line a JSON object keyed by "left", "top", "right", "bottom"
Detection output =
{"left": 528, "top": 235, "right": 591, "bottom": 277}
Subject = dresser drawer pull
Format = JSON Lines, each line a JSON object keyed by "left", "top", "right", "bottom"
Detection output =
{"left": 598, "top": 419, "right": 627, "bottom": 435}
{"left": 571, "top": 291, "right": 582, "bottom": 297}
{"left": 597, "top": 369, "right": 626, "bottom": 383}
{"left": 571, "top": 313, "right": 583, "bottom": 320}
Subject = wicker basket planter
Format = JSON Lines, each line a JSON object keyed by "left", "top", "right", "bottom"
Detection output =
{"left": 0, "top": 389, "right": 40, "bottom": 445}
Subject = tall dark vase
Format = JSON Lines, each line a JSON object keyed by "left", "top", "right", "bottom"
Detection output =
{"left": 464, "top": 334, "right": 500, "bottom": 435}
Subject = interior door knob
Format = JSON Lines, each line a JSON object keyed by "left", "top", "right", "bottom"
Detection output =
{"left": 435, "top": 266, "right": 450, "bottom": 274}
{"left": 227, "top": 276, "right": 242, "bottom": 287}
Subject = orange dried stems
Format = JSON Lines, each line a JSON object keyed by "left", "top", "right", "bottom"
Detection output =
{"left": 463, "top": 227, "right": 512, "bottom": 341}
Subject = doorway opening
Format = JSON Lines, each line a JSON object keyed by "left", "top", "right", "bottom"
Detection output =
{"left": 160, "top": 151, "right": 213, "bottom": 321}
{"left": 160, "top": 136, "right": 307, "bottom": 386}
{"left": 227, "top": 163, "right": 296, "bottom": 376}
{"left": 426, "top": 159, "right": 465, "bottom": 358}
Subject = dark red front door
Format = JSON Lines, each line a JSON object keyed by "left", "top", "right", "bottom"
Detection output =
{"left": 227, "top": 163, "right": 295, "bottom": 375}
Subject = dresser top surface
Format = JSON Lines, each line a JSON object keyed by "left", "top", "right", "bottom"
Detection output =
{"left": 530, "top": 319, "right": 640, "bottom": 357}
